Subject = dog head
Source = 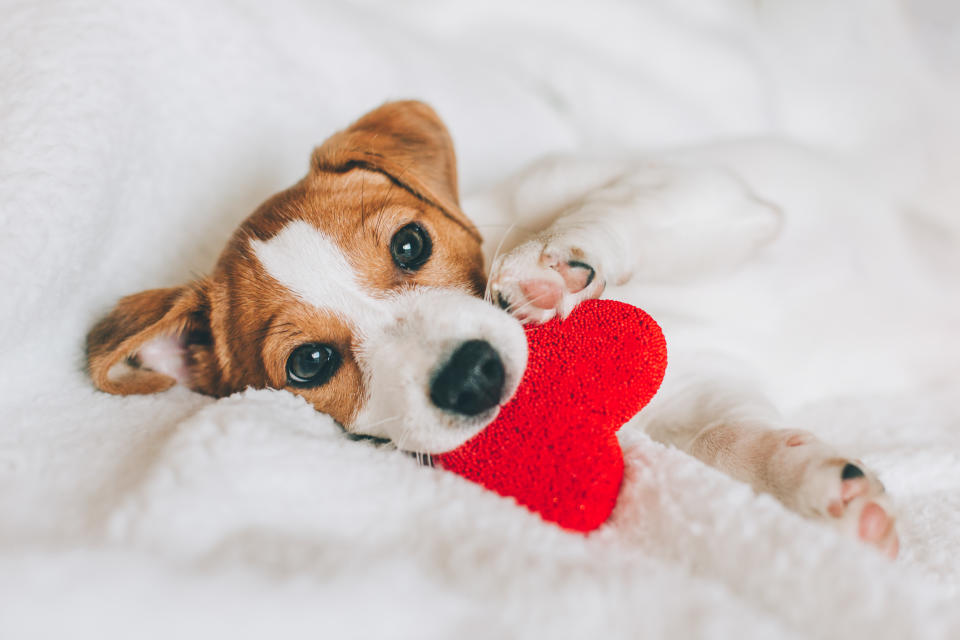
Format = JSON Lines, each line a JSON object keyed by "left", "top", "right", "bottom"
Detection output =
{"left": 87, "top": 101, "right": 527, "bottom": 453}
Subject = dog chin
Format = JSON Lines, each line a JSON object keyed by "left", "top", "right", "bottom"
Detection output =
{"left": 382, "top": 406, "right": 500, "bottom": 455}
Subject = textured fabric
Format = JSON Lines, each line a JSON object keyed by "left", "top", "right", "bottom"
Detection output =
{"left": 2, "top": 1, "right": 960, "bottom": 638}
{"left": 437, "top": 300, "right": 667, "bottom": 531}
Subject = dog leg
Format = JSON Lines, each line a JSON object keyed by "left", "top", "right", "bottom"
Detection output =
{"left": 490, "top": 157, "right": 895, "bottom": 555}
{"left": 636, "top": 354, "right": 899, "bottom": 558}
{"left": 487, "top": 160, "right": 780, "bottom": 323}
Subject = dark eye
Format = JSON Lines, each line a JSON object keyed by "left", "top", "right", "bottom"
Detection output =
{"left": 390, "top": 223, "right": 432, "bottom": 271}
{"left": 286, "top": 343, "right": 341, "bottom": 388}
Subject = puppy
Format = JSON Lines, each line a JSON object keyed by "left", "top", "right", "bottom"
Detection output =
{"left": 87, "top": 101, "right": 898, "bottom": 556}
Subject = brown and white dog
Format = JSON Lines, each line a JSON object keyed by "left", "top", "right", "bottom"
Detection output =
{"left": 86, "top": 101, "right": 898, "bottom": 556}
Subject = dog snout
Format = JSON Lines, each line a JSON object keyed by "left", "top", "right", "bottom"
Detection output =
{"left": 430, "top": 340, "right": 506, "bottom": 416}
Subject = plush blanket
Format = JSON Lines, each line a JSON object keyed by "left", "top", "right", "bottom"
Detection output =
{"left": 2, "top": 1, "right": 959, "bottom": 638}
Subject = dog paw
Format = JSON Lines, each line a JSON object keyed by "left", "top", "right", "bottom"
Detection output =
{"left": 776, "top": 431, "right": 899, "bottom": 558}
{"left": 487, "top": 240, "right": 606, "bottom": 324}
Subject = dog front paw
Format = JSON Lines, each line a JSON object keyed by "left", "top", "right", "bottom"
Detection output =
{"left": 488, "top": 240, "right": 605, "bottom": 324}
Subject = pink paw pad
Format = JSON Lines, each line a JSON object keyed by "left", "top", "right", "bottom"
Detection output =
{"left": 519, "top": 280, "right": 563, "bottom": 310}
{"left": 553, "top": 260, "right": 596, "bottom": 294}
{"left": 827, "top": 474, "right": 868, "bottom": 517}
{"left": 785, "top": 434, "right": 808, "bottom": 447}
{"left": 859, "top": 502, "right": 899, "bottom": 559}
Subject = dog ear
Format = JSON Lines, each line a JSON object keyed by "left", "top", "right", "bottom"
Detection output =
{"left": 311, "top": 100, "right": 480, "bottom": 241}
{"left": 86, "top": 282, "right": 218, "bottom": 396}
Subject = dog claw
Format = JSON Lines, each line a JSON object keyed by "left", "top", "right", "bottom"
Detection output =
{"left": 841, "top": 463, "right": 865, "bottom": 480}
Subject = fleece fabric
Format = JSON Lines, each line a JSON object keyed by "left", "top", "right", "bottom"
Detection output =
{"left": 1, "top": 1, "right": 959, "bottom": 639}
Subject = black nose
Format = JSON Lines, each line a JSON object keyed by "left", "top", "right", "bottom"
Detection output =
{"left": 430, "top": 340, "right": 505, "bottom": 416}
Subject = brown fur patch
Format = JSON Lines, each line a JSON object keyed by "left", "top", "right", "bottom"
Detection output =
{"left": 86, "top": 100, "right": 487, "bottom": 427}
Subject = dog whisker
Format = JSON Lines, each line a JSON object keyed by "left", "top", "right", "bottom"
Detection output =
{"left": 397, "top": 421, "right": 416, "bottom": 455}
{"left": 503, "top": 290, "right": 557, "bottom": 319}
{"left": 357, "top": 414, "right": 402, "bottom": 432}
{"left": 484, "top": 221, "right": 519, "bottom": 303}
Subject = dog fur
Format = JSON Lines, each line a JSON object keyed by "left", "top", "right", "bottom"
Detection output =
{"left": 87, "top": 101, "right": 898, "bottom": 556}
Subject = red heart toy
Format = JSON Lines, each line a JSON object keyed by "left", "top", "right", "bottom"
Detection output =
{"left": 434, "top": 299, "right": 667, "bottom": 532}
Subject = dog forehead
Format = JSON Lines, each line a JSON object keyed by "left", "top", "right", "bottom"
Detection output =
{"left": 249, "top": 220, "right": 381, "bottom": 322}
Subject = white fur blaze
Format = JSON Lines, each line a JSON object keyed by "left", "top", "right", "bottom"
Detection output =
{"left": 251, "top": 221, "right": 528, "bottom": 453}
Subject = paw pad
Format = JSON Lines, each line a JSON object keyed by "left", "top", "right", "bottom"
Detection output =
{"left": 841, "top": 463, "right": 865, "bottom": 480}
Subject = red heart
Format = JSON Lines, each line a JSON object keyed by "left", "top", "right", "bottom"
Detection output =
{"left": 434, "top": 299, "right": 667, "bottom": 532}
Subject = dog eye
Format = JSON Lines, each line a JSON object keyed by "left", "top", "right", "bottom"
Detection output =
{"left": 390, "top": 223, "right": 432, "bottom": 271}
{"left": 286, "top": 343, "right": 341, "bottom": 388}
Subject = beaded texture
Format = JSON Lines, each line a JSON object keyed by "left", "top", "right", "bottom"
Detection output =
{"left": 435, "top": 299, "right": 667, "bottom": 532}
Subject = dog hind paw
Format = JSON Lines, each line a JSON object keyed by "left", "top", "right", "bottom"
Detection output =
{"left": 777, "top": 431, "right": 899, "bottom": 558}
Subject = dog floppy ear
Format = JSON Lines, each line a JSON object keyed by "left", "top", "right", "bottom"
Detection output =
{"left": 86, "top": 282, "right": 217, "bottom": 396}
{"left": 312, "top": 100, "right": 480, "bottom": 241}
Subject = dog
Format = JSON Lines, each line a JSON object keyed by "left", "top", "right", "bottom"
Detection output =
{"left": 86, "top": 100, "right": 898, "bottom": 557}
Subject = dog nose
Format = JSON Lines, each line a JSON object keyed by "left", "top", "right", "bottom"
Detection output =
{"left": 430, "top": 340, "right": 506, "bottom": 416}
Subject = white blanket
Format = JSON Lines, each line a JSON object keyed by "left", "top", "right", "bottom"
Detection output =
{"left": 2, "top": 1, "right": 959, "bottom": 638}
